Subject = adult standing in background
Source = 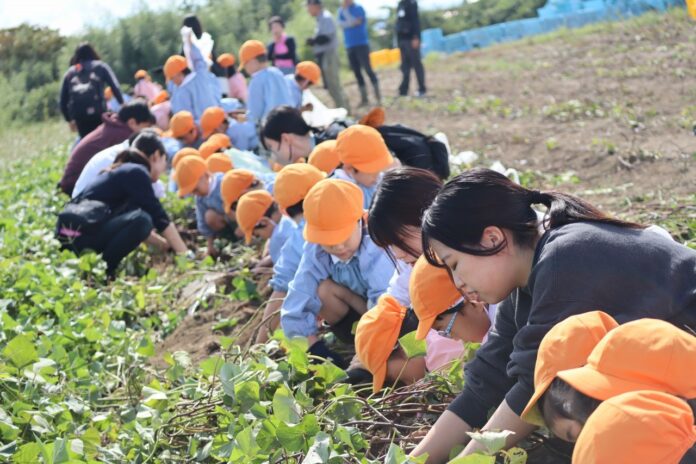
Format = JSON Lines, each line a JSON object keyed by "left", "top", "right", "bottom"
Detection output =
{"left": 267, "top": 17, "right": 299, "bottom": 75}
{"left": 396, "top": 0, "right": 426, "bottom": 97}
{"left": 60, "top": 43, "right": 124, "bottom": 138}
{"left": 306, "top": 0, "right": 350, "bottom": 111}
{"left": 338, "top": 0, "right": 381, "bottom": 106}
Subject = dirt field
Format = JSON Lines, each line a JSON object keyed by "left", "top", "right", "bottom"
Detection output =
{"left": 334, "top": 9, "right": 696, "bottom": 240}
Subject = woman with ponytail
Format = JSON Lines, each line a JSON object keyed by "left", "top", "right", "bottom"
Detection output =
{"left": 410, "top": 168, "right": 696, "bottom": 463}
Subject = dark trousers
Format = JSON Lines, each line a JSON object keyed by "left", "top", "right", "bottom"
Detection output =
{"left": 346, "top": 44, "right": 378, "bottom": 87}
{"left": 398, "top": 39, "right": 426, "bottom": 95}
{"left": 75, "top": 113, "right": 104, "bottom": 138}
{"left": 65, "top": 209, "right": 153, "bottom": 275}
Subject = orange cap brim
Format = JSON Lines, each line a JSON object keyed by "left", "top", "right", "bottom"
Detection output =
{"left": 178, "top": 183, "right": 195, "bottom": 198}
{"left": 303, "top": 221, "right": 357, "bottom": 247}
{"left": 372, "top": 361, "right": 388, "bottom": 393}
{"left": 353, "top": 152, "right": 394, "bottom": 174}
{"left": 557, "top": 367, "right": 655, "bottom": 402}
{"left": 415, "top": 316, "right": 436, "bottom": 340}
{"left": 244, "top": 231, "right": 253, "bottom": 245}
{"left": 521, "top": 376, "right": 554, "bottom": 424}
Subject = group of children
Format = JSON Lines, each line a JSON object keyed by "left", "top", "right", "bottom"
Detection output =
{"left": 54, "top": 15, "right": 696, "bottom": 464}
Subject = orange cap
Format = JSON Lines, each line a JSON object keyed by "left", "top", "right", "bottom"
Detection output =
{"left": 152, "top": 90, "right": 169, "bottom": 105}
{"left": 359, "top": 107, "right": 386, "bottom": 128}
{"left": 201, "top": 106, "right": 227, "bottom": 139}
{"left": 176, "top": 156, "right": 207, "bottom": 198}
{"left": 521, "top": 311, "right": 618, "bottom": 423}
{"left": 217, "top": 53, "right": 236, "bottom": 68}
{"left": 409, "top": 256, "right": 463, "bottom": 340}
{"left": 239, "top": 40, "right": 266, "bottom": 69}
{"left": 164, "top": 55, "right": 187, "bottom": 80}
{"left": 134, "top": 69, "right": 148, "bottom": 80}
{"left": 307, "top": 140, "right": 340, "bottom": 175}
{"left": 296, "top": 61, "right": 321, "bottom": 85}
{"left": 303, "top": 179, "right": 364, "bottom": 246}
{"left": 355, "top": 295, "right": 408, "bottom": 392}
{"left": 104, "top": 86, "right": 113, "bottom": 100}
{"left": 236, "top": 190, "right": 274, "bottom": 244}
{"left": 573, "top": 391, "right": 696, "bottom": 464}
{"left": 206, "top": 153, "right": 233, "bottom": 173}
{"left": 557, "top": 318, "right": 696, "bottom": 401}
{"left": 335, "top": 124, "right": 393, "bottom": 174}
{"left": 221, "top": 169, "right": 256, "bottom": 214}
{"left": 172, "top": 147, "right": 202, "bottom": 169}
{"left": 199, "top": 140, "right": 223, "bottom": 160}
{"left": 169, "top": 111, "right": 196, "bottom": 139}
{"left": 273, "top": 164, "right": 326, "bottom": 210}
{"left": 209, "top": 133, "right": 232, "bottom": 149}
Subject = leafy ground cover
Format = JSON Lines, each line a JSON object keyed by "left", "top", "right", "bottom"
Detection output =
{"left": 2, "top": 8, "right": 695, "bottom": 464}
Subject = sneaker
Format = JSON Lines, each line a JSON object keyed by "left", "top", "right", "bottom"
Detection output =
{"left": 414, "top": 90, "right": 427, "bottom": 98}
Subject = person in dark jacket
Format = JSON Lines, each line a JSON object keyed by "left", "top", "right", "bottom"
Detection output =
{"left": 409, "top": 168, "right": 696, "bottom": 463}
{"left": 396, "top": 0, "right": 426, "bottom": 97}
{"left": 60, "top": 43, "right": 124, "bottom": 138}
{"left": 58, "top": 147, "right": 189, "bottom": 276}
{"left": 60, "top": 99, "right": 155, "bottom": 196}
{"left": 267, "top": 16, "right": 298, "bottom": 75}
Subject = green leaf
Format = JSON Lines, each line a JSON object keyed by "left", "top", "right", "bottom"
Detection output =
{"left": 466, "top": 430, "right": 515, "bottom": 455}
{"left": 385, "top": 444, "right": 408, "bottom": 464}
{"left": 199, "top": 355, "right": 224, "bottom": 377}
{"left": 136, "top": 337, "right": 155, "bottom": 357}
{"left": 398, "top": 332, "right": 427, "bottom": 359}
{"left": 276, "top": 422, "right": 305, "bottom": 452}
{"left": 12, "top": 442, "right": 42, "bottom": 463}
{"left": 502, "top": 447, "right": 528, "bottom": 464}
{"left": 272, "top": 384, "right": 302, "bottom": 425}
{"left": 235, "top": 426, "right": 259, "bottom": 457}
{"left": 235, "top": 380, "right": 260, "bottom": 412}
{"left": 219, "top": 363, "right": 237, "bottom": 399}
{"left": 301, "top": 432, "right": 330, "bottom": 464}
{"left": 135, "top": 288, "right": 145, "bottom": 309}
{"left": 449, "top": 455, "right": 496, "bottom": 464}
{"left": 3, "top": 334, "right": 38, "bottom": 368}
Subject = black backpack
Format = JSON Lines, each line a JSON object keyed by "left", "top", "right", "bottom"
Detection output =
{"left": 68, "top": 62, "right": 104, "bottom": 119}
{"left": 377, "top": 124, "right": 450, "bottom": 180}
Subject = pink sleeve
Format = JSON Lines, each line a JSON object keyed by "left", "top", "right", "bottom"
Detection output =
{"left": 424, "top": 330, "right": 465, "bottom": 372}
{"left": 229, "top": 74, "right": 248, "bottom": 103}
{"left": 151, "top": 101, "right": 171, "bottom": 131}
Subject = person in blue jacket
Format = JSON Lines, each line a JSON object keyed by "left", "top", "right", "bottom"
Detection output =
{"left": 280, "top": 179, "right": 394, "bottom": 368}
{"left": 164, "top": 27, "right": 221, "bottom": 123}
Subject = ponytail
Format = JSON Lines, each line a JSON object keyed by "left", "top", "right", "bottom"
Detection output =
{"left": 422, "top": 168, "right": 644, "bottom": 266}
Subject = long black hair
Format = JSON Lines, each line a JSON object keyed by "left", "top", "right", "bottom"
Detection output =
{"left": 260, "top": 105, "right": 318, "bottom": 149}
{"left": 107, "top": 148, "right": 151, "bottom": 172}
{"left": 71, "top": 42, "right": 100, "bottom": 65}
{"left": 422, "top": 168, "right": 644, "bottom": 266}
{"left": 182, "top": 15, "right": 203, "bottom": 39}
{"left": 131, "top": 129, "right": 165, "bottom": 158}
{"left": 368, "top": 167, "right": 442, "bottom": 261}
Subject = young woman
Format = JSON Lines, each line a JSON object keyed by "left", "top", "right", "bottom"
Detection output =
{"left": 261, "top": 106, "right": 325, "bottom": 166}
{"left": 411, "top": 168, "right": 696, "bottom": 463}
{"left": 267, "top": 16, "right": 298, "bottom": 75}
{"left": 58, "top": 148, "right": 188, "bottom": 276}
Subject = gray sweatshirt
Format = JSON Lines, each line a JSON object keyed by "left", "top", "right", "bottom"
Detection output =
{"left": 312, "top": 9, "right": 338, "bottom": 55}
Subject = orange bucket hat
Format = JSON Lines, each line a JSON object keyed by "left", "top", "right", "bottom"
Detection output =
{"left": 557, "top": 318, "right": 696, "bottom": 401}
{"left": 295, "top": 61, "right": 321, "bottom": 85}
{"left": 199, "top": 140, "right": 224, "bottom": 160}
{"left": 335, "top": 124, "right": 393, "bottom": 174}
{"left": 168, "top": 111, "right": 196, "bottom": 139}
{"left": 236, "top": 190, "right": 274, "bottom": 244}
{"left": 239, "top": 40, "right": 266, "bottom": 70}
{"left": 172, "top": 147, "right": 202, "bottom": 170}
{"left": 152, "top": 90, "right": 169, "bottom": 105}
{"left": 217, "top": 53, "right": 236, "bottom": 68}
{"left": 273, "top": 163, "right": 326, "bottom": 210}
{"left": 359, "top": 107, "right": 386, "bottom": 128}
{"left": 208, "top": 133, "right": 232, "bottom": 149}
{"left": 303, "top": 179, "right": 364, "bottom": 246}
{"left": 134, "top": 69, "right": 148, "bottom": 80}
{"left": 355, "top": 295, "right": 408, "bottom": 392}
{"left": 521, "top": 311, "right": 618, "bottom": 424}
{"left": 176, "top": 156, "right": 207, "bottom": 198}
{"left": 104, "top": 87, "right": 113, "bottom": 100}
{"left": 573, "top": 391, "right": 696, "bottom": 464}
{"left": 221, "top": 169, "right": 256, "bottom": 214}
{"left": 201, "top": 107, "right": 227, "bottom": 139}
{"left": 307, "top": 140, "right": 340, "bottom": 175}
{"left": 164, "top": 55, "right": 187, "bottom": 81}
{"left": 206, "top": 153, "right": 233, "bottom": 174}
{"left": 409, "top": 256, "right": 463, "bottom": 340}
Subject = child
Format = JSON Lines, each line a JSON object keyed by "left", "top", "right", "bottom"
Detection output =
{"left": 166, "top": 111, "right": 201, "bottom": 149}
{"left": 150, "top": 90, "right": 171, "bottom": 131}
{"left": 257, "top": 163, "right": 326, "bottom": 343}
{"left": 133, "top": 69, "right": 162, "bottom": 102}
{"left": 199, "top": 139, "right": 225, "bottom": 160}
{"left": 235, "top": 190, "right": 296, "bottom": 263}
{"left": 208, "top": 133, "right": 232, "bottom": 150}
{"left": 280, "top": 179, "right": 394, "bottom": 368}
{"left": 216, "top": 53, "right": 248, "bottom": 103}
{"left": 411, "top": 168, "right": 696, "bottom": 462}
{"left": 518, "top": 311, "right": 618, "bottom": 442}
{"left": 308, "top": 140, "right": 340, "bottom": 176}
{"left": 334, "top": 124, "right": 394, "bottom": 208}
{"left": 175, "top": 156, "right": 232, "bottom": 257}
{"left": 172, "top": 147, "right": 202, "bottom": 171}
{"left": 164, "top": 27, "right": 220, "bottom": 122}
{"left": 286, "top": 61, "right": 321, "bottom": 110}
{"left": 220, "top": 169, "right": 273, "bottom": 221}
{"left": 573, "top": 391, "right": 696, "bottom": 464}
{"left": 200, "top": 106, "right": 252, "bottom": 151}
{"left": 206, "top": 153, "right": 233, "bottom": 174}
{"left": 355, "top": 294, "right": 425, "bottom": 392}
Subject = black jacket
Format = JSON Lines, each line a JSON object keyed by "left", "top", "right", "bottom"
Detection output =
{"left": 59, "top": 60, "right": 123, "bottom": 121}
{"left": 396, "top": 0, "right": 421, "bottom": 40}
{"left": 267, "top": 36, "right": 299, "bottom": 67}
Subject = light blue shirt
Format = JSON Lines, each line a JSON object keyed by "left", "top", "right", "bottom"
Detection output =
{"left": 226, "top": 121, "right": 258, "bottom": 152}
{"left": 195, "top": 172, "right": 225, "bottom": 237}
{"left": 170, "top": 40, "right": 221, "bottom": 123}
{"left": 270, "top": 219, "right": 306, "bottom": 293}
{"left": 269, "top": 216, "right": 296, "bottom": 264}
{"left": 332, "top": 168, "right": 382, "bottom": 209}
{"left": 285, "top": 74, "right": 302, "bottom": 109}
{"left": 247, "top": 66, "right": 294, "bottom": 125}
{"left": 280, "top": 225, "right": 393, "bottom": 338}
